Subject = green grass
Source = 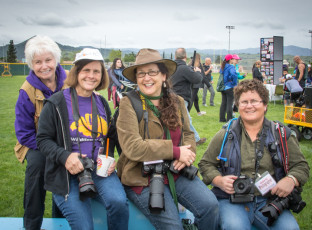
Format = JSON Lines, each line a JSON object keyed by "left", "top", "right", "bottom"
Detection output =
{"left": 0, "top": 74, "right": 311, "bottom": 229}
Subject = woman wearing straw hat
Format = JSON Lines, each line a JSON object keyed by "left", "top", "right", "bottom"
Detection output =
{"left": 37, "top": 48, "right": 129, "bottom": 230}
{"left": 116, "top": 48, "right": 219, "bottom": 230}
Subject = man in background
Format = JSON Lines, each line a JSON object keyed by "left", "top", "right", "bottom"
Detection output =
{"left": 202, "top": 57, "right": 215, "bottom": 106}
{"left": 170, "top": 48, "right": 207, "bottom": 146}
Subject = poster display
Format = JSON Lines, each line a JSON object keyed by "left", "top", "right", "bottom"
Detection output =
{"left": 260, "top": 36, "right": 283, "bottom": 85}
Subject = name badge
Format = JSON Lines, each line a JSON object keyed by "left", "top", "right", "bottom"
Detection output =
{"left": 255, "top": 171, "right": 276, "bottom": 196}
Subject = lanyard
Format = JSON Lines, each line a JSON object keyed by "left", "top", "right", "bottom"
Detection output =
{"left": 254, "top": 124, "right": 269, "bottom": 178}
{"left": 70, "top": 88, "right": 102, "bottom": 160}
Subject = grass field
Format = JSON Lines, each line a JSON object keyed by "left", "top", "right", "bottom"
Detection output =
{"left": 0, "top": 74, "right": 311, "bottom": 229}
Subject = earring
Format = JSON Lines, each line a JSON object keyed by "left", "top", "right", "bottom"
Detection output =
{"left": 163, "top": 81, "right": 167, "bottom": 88}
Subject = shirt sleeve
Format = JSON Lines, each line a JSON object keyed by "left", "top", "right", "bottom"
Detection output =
{"left": 14, "top": 89, "right": 37, "bottom": 149}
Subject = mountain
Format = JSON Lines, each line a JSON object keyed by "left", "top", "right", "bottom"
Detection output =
{"left": 0, "top": 37, "right": 311, "bottom": 61}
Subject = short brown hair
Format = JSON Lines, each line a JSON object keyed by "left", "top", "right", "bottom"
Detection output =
{"left": 65, "top": 60, "right": 109, "bottom": 91}
{"left": 234, "top": 79, "right": 269, "bottom": 107}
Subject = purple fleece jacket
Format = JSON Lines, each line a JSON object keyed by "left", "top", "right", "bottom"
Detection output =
{"left": 14, "top": 64, "right": 67, "bottom": 149}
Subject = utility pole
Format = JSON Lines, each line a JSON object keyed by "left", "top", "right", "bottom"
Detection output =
{"left": 309, "top": 30, "right": 312, "bottom": 63}
{"left": 226, "top": 26, "right": 235, "bottom": 53}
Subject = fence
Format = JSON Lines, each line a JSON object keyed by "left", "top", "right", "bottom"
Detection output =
{"left": 0, "top": 63, "right": 74, "bottom": 77}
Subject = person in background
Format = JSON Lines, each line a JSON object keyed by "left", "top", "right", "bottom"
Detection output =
{"left": 219, "top": 54, "right": 237, "bottom": 122}
{"left": 202, "top": 57, "right": 215, "bottom": 106}
{"left": 107, "top": 58, "right": 125, "bottom": 109}
{"left": 117, "top": 48, "right": 219, "bottom": 230}
{"left": 36, "top": 48, "right": 129, "bottom": 230}
{"left": 190, "top": 53, "right": 206, "bottom": 116}
{"left": 307, "top": 64, "right": 312, "bottom": 86}
{"left": 284, "top": 74, "right": 303, "bottom": 106}
{"left": 232, "top": 54, "right": 246, "bottom": 80}
{"left": 280, "top": 67, "right": 291, "bottom": 105}
{"left": 252, "top": 60, "right": 264, "bottom": 83}
{"left": 293, "top": 56, "right": 307, "bottom": 89}
{"left": 170, "top": 48, "right": 207, "bottom": 146}
{"left": 14, "top": 35, "right": 67, "bottom": 230}
{"left": 199, "top": 79, "right": 309, "bottom": 230}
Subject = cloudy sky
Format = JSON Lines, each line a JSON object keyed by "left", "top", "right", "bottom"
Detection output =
{"left": 1, "top": 0, "right": 311, "bottom": 50}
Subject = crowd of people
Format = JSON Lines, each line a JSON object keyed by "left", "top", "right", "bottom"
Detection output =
{"left": 14, "top": 35, "right": 310, "bottom": 230}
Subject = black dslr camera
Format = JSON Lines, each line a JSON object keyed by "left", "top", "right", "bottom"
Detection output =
{"left": 142, "top": 161, "right": 198, "bottom": 213}
{"left": 77, "top": 157, "right": 97, "bottom": 201}
{"left": 260, "top": 188, "right": 306, "bottom": 226}
{"left": 230, "top": 175, "right": 255, "bottom": 203}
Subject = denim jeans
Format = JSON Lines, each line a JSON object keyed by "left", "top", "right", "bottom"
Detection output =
{"left": 202, "top": 84, "right": 215, "bottom": 105}
{"left": 184, "top": 100, "right": 200, "bottom": 142}
{"left": 218, "top": 197, "right": 299, "bottom": 230}
{"left": 23, "top": 149, "right": 46, "bottom": 230}
{"left": 125, "top": 175, "right": 219, "bottom": 230}
{"left": 220, "top": 88, "right": 234, "bottom": 122}
{"left": 53, "top": 171, "right": 129, "bottom": 230}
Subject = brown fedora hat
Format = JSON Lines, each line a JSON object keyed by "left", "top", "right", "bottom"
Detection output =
{"left": 122, "top": 48, "right": 177, "bottom": 83}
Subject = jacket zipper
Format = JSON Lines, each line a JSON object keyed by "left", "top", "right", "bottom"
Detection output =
{"left": 56, "top": 105, "right": 70, "bottom": 200}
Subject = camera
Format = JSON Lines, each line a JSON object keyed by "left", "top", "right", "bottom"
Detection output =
{"left": 77, "top": 157, "right": 97, "bottom": 201}
{"left": 230, "top": 175, "right": 255, "bottom": 203}
{"left": 268, "top": 142, "right": 282, "bottom": 168}
{"left": 142, "top": 161, "right": 198, "bottom": 213}
{"left": 260, "top": 188, "right": 306, "bottom": 226}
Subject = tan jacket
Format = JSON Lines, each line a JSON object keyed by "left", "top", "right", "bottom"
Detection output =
{"left": 116, "top": 94, "right": 196, "bottom": 186}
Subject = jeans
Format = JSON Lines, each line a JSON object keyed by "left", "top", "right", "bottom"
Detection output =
{"left": 23, "top": 149, "right": 46, "bottom": 230}
{"left": 202, "top": 84, "right": 215, "bottom": 105}
{"left": 53, "top": 171, "right": 129, "bottom": 230}
{"left": 218, "top": 197, "right": 299, "bottom": 230}
{"left": 220, "top": 88, "right": 234, "bottom": 122}
{"left": 125, "top": 175, "right": 219, "bottom": 230}
{"left": 184, "top": 100, "right": 200, "bottom": 142}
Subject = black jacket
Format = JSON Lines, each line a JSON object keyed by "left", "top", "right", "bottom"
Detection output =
{"left": 36, "top": 90, "right": 111, "bottom": 196}
{"left": 169, "top": 59, "right": 202, "bottom": 104}
{"left": 252, "top": 67, "right": 263, "bottom": 82}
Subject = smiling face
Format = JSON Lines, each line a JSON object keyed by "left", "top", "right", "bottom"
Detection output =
{"left": 136, "top": 63, "right": 166, "bottom": 97}
{"left": 32, "top": 52, "right": 57, "bottom": 83}
{"left": 75, "top": 61, "right": 102, "bottom": 97}
{"left": 238, "top": 90, "right": 267, "bottom": 124}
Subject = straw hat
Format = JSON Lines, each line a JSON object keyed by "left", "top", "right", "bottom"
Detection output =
{"left": 122, "top": 48, "right": 177, "bottom": 83}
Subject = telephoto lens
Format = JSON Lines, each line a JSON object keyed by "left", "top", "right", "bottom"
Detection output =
{"left": 149, "top": 173, "right": 165, "bottom": 214}
{"left": 77, "top": 157, "right": 97, "bottom": 201}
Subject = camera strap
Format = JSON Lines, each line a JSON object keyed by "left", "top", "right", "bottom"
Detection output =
{"left": 255, "top": 121, "right": 270, "bottom": 178}
{"left": 70, "top": 88, "right": 100, "bottom": 161}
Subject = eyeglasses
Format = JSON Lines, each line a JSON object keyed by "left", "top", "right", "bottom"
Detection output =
{"left": 239, "top": 99, "right": 263, "bottom": 107}
{"left": 136, "top": 70, "right": 160, "bottom": 78}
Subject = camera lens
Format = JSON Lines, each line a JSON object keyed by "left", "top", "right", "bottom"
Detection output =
{"left": 149, "top": 173, "right": 165, "bottom": 214}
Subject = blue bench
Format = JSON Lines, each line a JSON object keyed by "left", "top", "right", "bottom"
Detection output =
{"left": 0, "top": 200, "right": 194, "bottom": 230}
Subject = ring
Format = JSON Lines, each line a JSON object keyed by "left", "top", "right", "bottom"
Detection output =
{"left": 189, "top": 160, "right": 193, "bottom": 164}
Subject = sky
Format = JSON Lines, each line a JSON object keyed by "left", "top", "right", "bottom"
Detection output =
{"left": 1, "top": 0, "right": 311, "bottom": 50}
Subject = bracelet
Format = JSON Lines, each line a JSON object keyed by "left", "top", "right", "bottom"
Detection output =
{"left": 287, "top": 175, "right": 297, "bottom": 186}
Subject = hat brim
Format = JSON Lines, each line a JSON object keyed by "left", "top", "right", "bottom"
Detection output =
{"left": 122, "top": 59, "right": 177, "bottom": 83}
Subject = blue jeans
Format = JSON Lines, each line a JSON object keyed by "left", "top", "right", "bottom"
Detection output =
{"left": 184, "top": 100, "right": 200, "bottom": 142}
{"left": 125, "top": 175, "right": 219, "bottom": 230}
{"left": 218, "top": 197, "right": 299, "bottom": 230}
{"left": 53, "top": 171, "right": 129, "bottom": 230}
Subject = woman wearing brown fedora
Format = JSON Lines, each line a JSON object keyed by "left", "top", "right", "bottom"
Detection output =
{"left": 116, "top": 48, "right": 219, "bottom": 230}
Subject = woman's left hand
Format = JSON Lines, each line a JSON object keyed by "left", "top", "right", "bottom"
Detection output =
{"left": 271, "top": 177, "right": 295, "bottom": 197}
{"left": 172, "top": 159, "right": 186, "bottom": 171}
{"left": 107, "top": 161, "right": 116, "bottom": 177}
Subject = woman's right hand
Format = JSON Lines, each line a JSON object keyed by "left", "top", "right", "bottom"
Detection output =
{"left": 212, "top": 175, "right": 237, "bottom": 194}
{"left": 65, "top": 153, "right": 86, "bottom": 175}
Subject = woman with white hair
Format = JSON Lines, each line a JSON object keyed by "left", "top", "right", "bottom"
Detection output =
{"left": 14, "top": 35, "right": 67, "bottom": 230}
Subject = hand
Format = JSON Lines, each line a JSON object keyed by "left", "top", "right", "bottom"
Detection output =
{"left": 65, "top": 153, "right": 86, "bottom": 175}
{"left": 213, "top": 175, "right": 237, "bottom": 194}
{"left": 172, "top": 160, "right": 186, "bottom": 171}
{"left": 179, "top": 145, "right": 196, "bottom": 167}
{"left": 121, "top": 85, "right": 124, "bottom": 89}
{"left": 271, "top": 177, "right": 295, "bottom": 197}
{"left": 194, "top": 67, "right": 201, "bottom": 72}
{"left": 107, "top": 161, "right": 116, "bottom": 176}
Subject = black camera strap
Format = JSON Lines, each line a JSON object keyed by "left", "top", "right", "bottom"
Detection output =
{"left": 70, "top": 88, "right": 100, "bottom": 161}
{"left": 254, "top": 120, "right": 270, "bottom": 178}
